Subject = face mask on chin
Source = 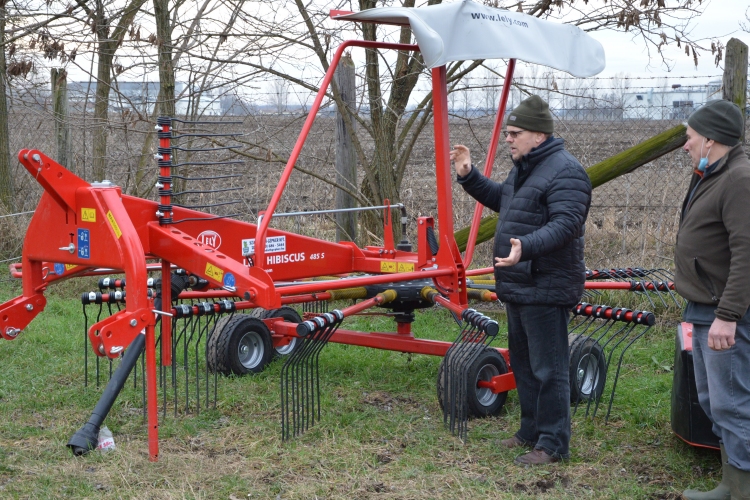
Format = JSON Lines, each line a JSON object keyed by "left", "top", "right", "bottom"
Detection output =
{"left": 697, "top": 138, "right": 711, "bottom": 172}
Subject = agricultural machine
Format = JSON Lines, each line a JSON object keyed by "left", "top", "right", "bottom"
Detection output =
{"left": 1, "top": 1, "right": 676, "bottom": 461}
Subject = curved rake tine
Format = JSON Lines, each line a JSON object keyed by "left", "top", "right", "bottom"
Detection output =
{"left": 604, "top": 325, "right": 652, "bottom": 422}
{"left": 444, "top": 312, "right": 477, "bottom": 438}
{"left": 281, "top": 312, "right": 343, "bottom": 440}
{"left": 593, "top": 320, "right": 641, "bottom": 418}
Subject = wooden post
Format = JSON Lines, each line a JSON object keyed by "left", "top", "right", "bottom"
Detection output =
{"left": 334, "top": 53, "right": 357, "bottom": 243}
{"left": 51, "top": 68, "right": 72, "bottom": 169}
{"left": 722, "top": 38, "right": 748, "bottom": 144}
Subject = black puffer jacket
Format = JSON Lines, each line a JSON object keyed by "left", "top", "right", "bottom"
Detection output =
{"left": 458, "top": 137, "right": 592, "bottom": 306}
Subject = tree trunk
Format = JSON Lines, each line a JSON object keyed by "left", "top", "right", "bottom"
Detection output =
{"left": 92, "top": 30, "right": 114, "bottom": 181}
{"left": 154, "top": 0, "right": 178, "bottom": 194}
{"left": 0, "top": 4, "right": 14, "bottom": 211}
{"left": 52, "top": 68, "right": 72, "bottom": 170}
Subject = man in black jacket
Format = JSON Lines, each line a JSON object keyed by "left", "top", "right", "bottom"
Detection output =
{"left": 450, "top": 95, "right": 592, "bottom": 465}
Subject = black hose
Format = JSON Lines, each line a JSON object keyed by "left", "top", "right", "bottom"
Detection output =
{"left": 66, "top": 332, "right": 146, "bottom": 456}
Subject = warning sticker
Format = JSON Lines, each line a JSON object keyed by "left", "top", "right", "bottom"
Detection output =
{"left": 106, "top": 211, "right": 122, "bottom": 238}
{"left": 380, "top": 261, "right": 397, "bottom": 273}
{"left": 65, "top": 264, "right": 77, "bottom": 271}
{"left": 397, "top": 262, "right": 415, "bottom": 273}
{"left": 81, "top": 208, "right": 97, "bottom": 222}
{"left": 205, "top": 263, "right": 224, "bottom": 282}
{"left": 380, "top": 261, "right": 415, "bottom": 273}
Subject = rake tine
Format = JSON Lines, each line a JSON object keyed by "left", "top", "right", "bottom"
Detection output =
{"left": 593, "top": 314, "right": 641, "bottom": 418}
{"left": 184, "top": 312, "right": 202, "bottom": 413}
{"left": 194, "top": 311, "right": 211, "bottom": 415}
{"left": 83, "top": 303, "right": 89, "bottom": 387}
{"left": 457, "top": 326, "right": 490, "bottom": 441}
{"left": 173, "top": 310, "right": 192, "bottom": 417}
{"left": 281, "top": 311, "right": 343, "bottom": 440}
{"left": 635, "top": 281, "right": 657, "bottom": 310}
{"left": 442, "top": 309, "right": 498, "bottom": 442}
{"left": 282, "top": 317, "right": 322, "bottom": 439}
{"left": 96, "top": 303, "right": 103, "bottom": 388}
{"left": 444, "top": 322, "right": 473, "bottom": 434}
{"left": 306, "top": 314, "right": 342, "bottom": 431}
{"left": 163, "top": 317, "right": 177, "bottom": 418}
{"left": 604, "top": 324, "right": 652, "bottom": 423}
{"left": 583, "top": 320, "right": 616, "bottom": 418}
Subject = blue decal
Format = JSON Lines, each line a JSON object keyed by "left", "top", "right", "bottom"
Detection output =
{"left": 54, "top": 263, "right": 65, "bottom": 275}
{"left": 223, "top": 272, "right": 236, "bottom": 288}
{"left": 77, "top": 228, "right": 90, "bottom": 259}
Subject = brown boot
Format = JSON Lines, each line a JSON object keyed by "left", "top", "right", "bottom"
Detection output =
{"left": 514, "top": 448, "right": 560, "bottom": 466}
{"left": 682, "top": 444, "right": 730, "bottom": 500}
{"left": 500, "top": 435, "right": 530, "bottom": 449}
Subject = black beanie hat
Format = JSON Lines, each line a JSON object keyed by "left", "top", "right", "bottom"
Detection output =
{"left": 687, "top": 99, "right": 744, "bottom": 147}
{"left": 506, "top": 95, "right": 554, "bottom": 134}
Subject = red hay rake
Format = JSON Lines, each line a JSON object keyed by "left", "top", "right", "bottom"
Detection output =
{"left": 0, "top": 7, "right": 664, "bottom": 460}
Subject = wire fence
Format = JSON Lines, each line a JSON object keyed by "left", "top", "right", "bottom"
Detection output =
{"left": 2, "top": 75, "right": 748, "bottom": 275}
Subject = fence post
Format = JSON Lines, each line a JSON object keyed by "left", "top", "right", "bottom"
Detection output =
{"left": 722, "top": 38, "right": 748, "bottom": 144}
{"left": 334, "top": 53, "right": 357, "bottom": 243}
{"left": 51, "top": 68, "right": 72, "bottom": 169}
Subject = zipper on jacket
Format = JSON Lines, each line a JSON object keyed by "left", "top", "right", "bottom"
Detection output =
{"left": 694, "top": 257, "right": 719, "bottom": 303}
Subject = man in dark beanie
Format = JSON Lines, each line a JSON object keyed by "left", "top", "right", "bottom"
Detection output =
{"left": 450, "top": 95, "right": 591, "bottom": 465}
{"left": 675, "top": 99, "right": 750, "bottom": 500}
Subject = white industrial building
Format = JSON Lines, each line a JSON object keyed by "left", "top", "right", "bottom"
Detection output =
{"left": 622, "top": 80, "right": 723, "bottom": 120}
{"left": 66, "top": 81, "right": 222, "bottom": 116}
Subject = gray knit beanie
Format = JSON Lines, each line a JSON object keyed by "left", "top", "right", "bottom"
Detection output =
{"left": 687, "top": 99, "right": 744, "bottom": 147}
{"left": 506, "top": 95, "right": 554, "bottom": 134}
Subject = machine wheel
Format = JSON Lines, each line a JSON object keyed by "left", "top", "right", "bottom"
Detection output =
{"left": 437, "top": 347, "right": 508, "bottom": 418}
{"left": 568, "top": 334, "right": 607, "bottom": 404}
{"left": 207, "top": 316, "right": 273, "bottom": 375}
{"left": 262, "top": 306, "right": 303, "bottom": 358}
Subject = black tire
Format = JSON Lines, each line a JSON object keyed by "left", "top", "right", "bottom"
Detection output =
{"left": 568, "top": 334, "right": 607, "bottom": 404}
{"left": 437, "top": 346, "right": 508, "bottom": 418}
{"left": 207, "top": 316, "right": 273, "bottom": 376}
{"left": 262, "top": 306, "right": 303, "bottom": 358}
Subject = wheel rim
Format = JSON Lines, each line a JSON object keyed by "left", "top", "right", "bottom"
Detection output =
{"left": 576, "top": 353, "right": 600, "bottom": 395}
{"left": 275, "top": 337, "right": 298, "bottom": 356}
{"left": 475, "top": 363, "right": 501, "bottom": 407}
{"left": 238, "top": 330, "right": 265, "bottom": 369}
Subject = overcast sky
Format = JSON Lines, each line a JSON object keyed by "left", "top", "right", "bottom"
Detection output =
{"left": 592, "top": 0, "right": 750, "bottom": 82}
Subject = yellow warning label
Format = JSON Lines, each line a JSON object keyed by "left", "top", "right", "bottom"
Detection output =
{"left": 65, "top": 264, "right": 77, "bottom": 271}
{"left": 106, "top": 211, "right": 122, "bottom": 238}
{"left": 380, "top": 261, "right": 397, "bottom": 273}
{"left": 205, "top": 263, "right": 224, "bottom": 282}
{"left": 397, "top": 262, "right": 415, "bottom": 273}
{"left": 81, "top": 208, "right": 96, "bottom": 222}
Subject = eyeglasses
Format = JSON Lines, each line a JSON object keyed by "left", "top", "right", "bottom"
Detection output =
{"left": 503, "top": 130, "right": 527, "bottom": 139}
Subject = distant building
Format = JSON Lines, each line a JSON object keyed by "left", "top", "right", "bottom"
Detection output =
{"left": 66, "top": 81, "right": 222, "bottom": 116}
{"left": 622, "top": 80, "right": 728, "bottom": 120}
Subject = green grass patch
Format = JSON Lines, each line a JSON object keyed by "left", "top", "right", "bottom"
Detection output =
{"left": 0, "top": 289, "right": 723, "bottom": 499}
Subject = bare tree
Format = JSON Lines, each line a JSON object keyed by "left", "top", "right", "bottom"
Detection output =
{"left": 0, "top": 0, "right": 14, "bottom": 211}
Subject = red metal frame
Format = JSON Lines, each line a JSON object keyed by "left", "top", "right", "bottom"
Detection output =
{"left": 1, "top": 36, "right": 525, "bottom": 459}
{"left": 463, "top": 59, "right": 516, "bottom": 268}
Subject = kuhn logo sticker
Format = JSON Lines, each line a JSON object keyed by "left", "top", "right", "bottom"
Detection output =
{"left": 198, "top": 230, "right": 222, "bottom": 249}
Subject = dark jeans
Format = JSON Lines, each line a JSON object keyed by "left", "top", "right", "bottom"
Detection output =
{"left": 506, "top": 302, "right": 571, "bottom": 459}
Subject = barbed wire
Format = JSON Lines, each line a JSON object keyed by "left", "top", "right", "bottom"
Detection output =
{"left": 0, "top": 210, "right": 35, "bottom": 219}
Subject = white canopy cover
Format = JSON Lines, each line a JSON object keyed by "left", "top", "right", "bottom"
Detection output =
{"left": 336, "top": 0, "right": 605, "bottom": 77}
